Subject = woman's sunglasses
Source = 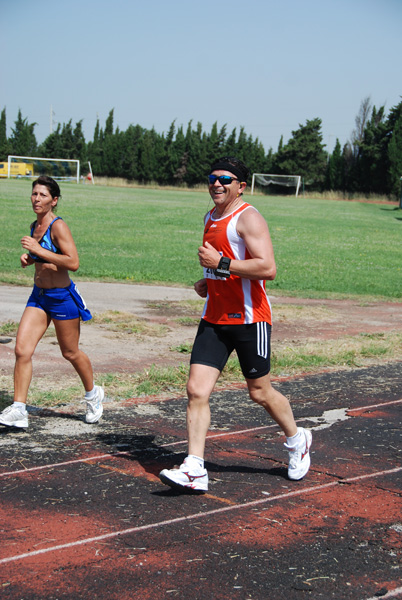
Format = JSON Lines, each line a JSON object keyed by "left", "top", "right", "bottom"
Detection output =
{"left": 208, "top": 175, "right": 239, "bottom": 185}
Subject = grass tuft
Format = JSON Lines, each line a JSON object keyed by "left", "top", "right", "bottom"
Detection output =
{"left": 91, "top": 311, "right": 169, "bottom": 337}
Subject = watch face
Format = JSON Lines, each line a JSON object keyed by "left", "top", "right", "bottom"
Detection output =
{"left": 215, "top": 257, "right": 231, "bottom": 278}
{"left": 215, "top": 267, "right": 230, "bottom": 279}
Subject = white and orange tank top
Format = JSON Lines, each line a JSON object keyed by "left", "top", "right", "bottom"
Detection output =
{"left": 201, "top": 202, "right": 272, "bottom": 325}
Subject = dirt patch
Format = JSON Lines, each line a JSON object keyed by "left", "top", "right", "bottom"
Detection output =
{"left": 270, "top": 296, "right": 400, "bottom": 342}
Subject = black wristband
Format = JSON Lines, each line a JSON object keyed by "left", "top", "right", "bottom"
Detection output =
{"left": 214, "top": 256, "right": 231, "bottom": 278}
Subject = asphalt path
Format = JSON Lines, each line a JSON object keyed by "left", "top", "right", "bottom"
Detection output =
{"left": 0, "top": 362, "right": 401, "bottom": 599}
{"left": 0, "top": 281, "right": 196, "bottom": 322}
{"left": 0, "top": 283, "right": 401, "bottom": 599}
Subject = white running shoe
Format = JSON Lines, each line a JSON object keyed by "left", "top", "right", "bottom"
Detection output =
{"left": 285, "top": 427, "right": 312, "bottom": 480}
{"left": 85, "top": 386, "right": 104, "bottom": 424}
{"left": 0, "top": 405, "right": 29, "bottom": 428}
{"left": 159, "top": 457, "right": 209, "bottom": 493}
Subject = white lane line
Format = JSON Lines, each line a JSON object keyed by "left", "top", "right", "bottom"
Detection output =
{"left": 1, "top": 397, "right": 401, "bottom": 477}
{"left": 348, "top": 398, "right": 402, "bottom": 412}
{"left": 0, "top": 452, "right": 130, "bottom": 478}
{"left": 0, "top": 465, "right": 400, "bottom": 565}
{"left": 0, "top": 425, "right": 276, "bottom": 478}
{"left": 164, "top": 423, "right": 278, "bottom": 446}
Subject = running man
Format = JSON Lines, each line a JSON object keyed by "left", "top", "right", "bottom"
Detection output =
{"left": 159, "top": 157, "right": 312, "bottom": 492}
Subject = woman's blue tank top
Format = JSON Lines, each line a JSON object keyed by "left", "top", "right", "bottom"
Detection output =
{"left": 29, "top": 217, "right": 62, "bottom": 263}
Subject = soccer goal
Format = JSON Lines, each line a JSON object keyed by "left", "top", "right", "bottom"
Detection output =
{"left": 251, "top": 173, "right": 302, "bottom": 197}
{"left": 4, "top": 155, "right": 80, "bottom": 183}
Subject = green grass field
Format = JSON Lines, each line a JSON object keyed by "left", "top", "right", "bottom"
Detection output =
{"left": 0, "top": 179, "right": 400, "bottom": 299}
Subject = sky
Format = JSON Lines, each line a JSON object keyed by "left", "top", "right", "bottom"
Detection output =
{"left": 1, "top": 0, "right": 401, "bottom": 155}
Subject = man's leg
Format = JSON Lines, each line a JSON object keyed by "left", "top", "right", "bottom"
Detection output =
{"left": 247, "top": 374, "right": 312, "bottom": 480}
{"left": 186, "top": 363, "right": 220, "bottom": 458}
{"left": 246, "top": 373, "right": 298, "bottom": 438}
{"left": 159, "top": 363, "right": 220, "bottom": 492}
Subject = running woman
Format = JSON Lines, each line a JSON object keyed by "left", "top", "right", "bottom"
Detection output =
{"left": 159, "top": 157, "right": 312, "bottom": 492}
{"left": 0, "top": 176, "right": 103, "bottom": 429}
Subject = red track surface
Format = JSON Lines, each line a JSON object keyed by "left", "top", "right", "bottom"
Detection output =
{"left": 1, "top": 363, "right": 401, "bottom": 599}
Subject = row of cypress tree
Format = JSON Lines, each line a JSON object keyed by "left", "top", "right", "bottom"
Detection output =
{"left": 1, "top": 97, "right": 401, "bottom": 197}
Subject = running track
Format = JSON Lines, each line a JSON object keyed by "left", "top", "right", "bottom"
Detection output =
{"left": 1, "top": 363, "right": 401, "bottom": 599}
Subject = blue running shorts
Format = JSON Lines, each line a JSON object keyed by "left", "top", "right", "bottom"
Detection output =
{"left": 26, "top": 281, "right": 93, "bottom": 321}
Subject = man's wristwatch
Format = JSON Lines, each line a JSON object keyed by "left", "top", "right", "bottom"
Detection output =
{"left": 214, "top": 256, "right": 231, "bottom": 278}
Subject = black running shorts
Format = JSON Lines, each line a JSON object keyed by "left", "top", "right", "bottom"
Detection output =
{"left": 190, "top": 319, "right": 271, "bottom": 379}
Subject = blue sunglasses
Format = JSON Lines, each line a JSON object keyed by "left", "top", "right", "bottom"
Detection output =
{"left": 208, "top": 175, "right": 239, "bottom": 185}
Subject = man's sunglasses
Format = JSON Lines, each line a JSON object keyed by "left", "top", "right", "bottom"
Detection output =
{"left": 208, "top": 175, "right": 239, "bottom": 185}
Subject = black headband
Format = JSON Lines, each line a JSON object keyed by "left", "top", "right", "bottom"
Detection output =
{"left": 209, "top": 161, "right": 246, "bottom": 182}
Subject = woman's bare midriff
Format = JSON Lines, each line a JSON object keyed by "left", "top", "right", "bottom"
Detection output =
{"left": 33, "top": 263, "right": 71, "bottom": 289}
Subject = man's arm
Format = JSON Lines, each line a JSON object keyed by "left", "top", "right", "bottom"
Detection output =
{"left": 194, "top": 278, "right": 208, "bottom": 297}
{"left": 197, "top": 208, "right": 276, "bottom": 281}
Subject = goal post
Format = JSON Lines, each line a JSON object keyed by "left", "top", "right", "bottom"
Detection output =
{"left": 4, "top": 155, "right": 80, "bottom": 183}
{"left": 251, "top": 173, "right": 302, "bottom": 197}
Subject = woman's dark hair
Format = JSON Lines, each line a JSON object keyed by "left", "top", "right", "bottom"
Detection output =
{"left": 32, "top": 176, "right": 61, "bottom": 200}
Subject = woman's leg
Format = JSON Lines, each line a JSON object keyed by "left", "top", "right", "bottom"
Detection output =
{"left": 14, "top": 307, "right": 51, "bottom": 404}
{"left": 53, "top": 318, "right": 94, "bottom": 391}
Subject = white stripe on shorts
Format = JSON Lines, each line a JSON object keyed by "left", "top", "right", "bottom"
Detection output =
{"left": 257, "top": 322, "right": 268, "bottom": 358}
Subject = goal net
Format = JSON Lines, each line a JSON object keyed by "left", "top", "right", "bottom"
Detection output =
{"left": 3, "top": 155, "right": 80, "bottom": 183}
{"left": 251, "top": 173, "right": 301, "bottom": 197}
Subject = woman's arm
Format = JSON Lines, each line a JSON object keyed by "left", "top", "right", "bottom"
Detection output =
{"left": 20, "top": 220, "right": 80, "bottom": 271}
{"left": 20, "top": 253, "right": 35, "bottom": 268}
